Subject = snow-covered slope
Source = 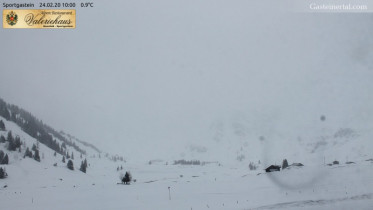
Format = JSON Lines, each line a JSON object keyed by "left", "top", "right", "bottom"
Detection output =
{"left": 0, "top": 114, "right": 126, "bottom": 193}
{"left": 178, "top": 111, "right": 373, "bottom": 168}
{"left": 1, "top": 108, "right": 373, "bottom": 210}
{"left": 0, "top": 115, "right": 92, "bottom": 165}
{"left": 1, "top": 155, "right": 373, "bottom": 210}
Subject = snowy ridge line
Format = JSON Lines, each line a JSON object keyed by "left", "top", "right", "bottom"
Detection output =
{"left": 60, "top": 131, "right": 101, "bottom": 153}
{"left": 249, "top": 193, "right": 373, "bottom": 210}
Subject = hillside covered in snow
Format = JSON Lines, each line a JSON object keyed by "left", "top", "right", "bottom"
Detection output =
{"left": 0, "top": 97, "right": 125, "bottom": 185}
{"left": 0, "top": 98, "right": 373, "bottom": 210}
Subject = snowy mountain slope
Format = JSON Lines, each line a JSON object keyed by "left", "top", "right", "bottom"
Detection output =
{"left": 1, "top": 97, "right": 371, "bottom": 172}
{"left": 0, "top": 113, "right": 126, "bottom": 196}
{"left": 1, "top": 103, "right": 373, "bottom": 210}
{"left": 0, "top": 115, "right": 88, "bottom": 165}
{"left": 179, "top": 112, "right": 373, "bottom": 168}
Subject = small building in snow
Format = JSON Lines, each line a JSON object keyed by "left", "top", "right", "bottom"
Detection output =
{"left": 265, "top": 165, "right": 281, "bottom": 173}
{"left": 291, "top": 163, "right": 304, "bottom": 167}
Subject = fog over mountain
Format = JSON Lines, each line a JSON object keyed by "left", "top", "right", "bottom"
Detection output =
{"left": 1, "top": 1, "right": 373, "bottom": 162}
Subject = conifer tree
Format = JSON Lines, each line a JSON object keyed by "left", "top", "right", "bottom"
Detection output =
{"left": 80, "top": 160, "right": 87, "bottom": 173}
{"left": 0, "top": 120, "right": 5, "bottom": 131}
{"left": 0, "top": 135, "right": 5, "bottom": 143}
{"left": 7, "top": 131, "right": 13, "bottom": 142}
{"left": 1, "top": 154, "right": 9, "bottom": 164}
{"left": 122, "top": 171, "right": 132, "bottom": 184}
{"left": 0, "top": 150, "right": 4, "bottom": 162}
{"left": 32, "top": 143, "right": 37, "bottom": 151}
{"left": 14, "top": 136, "right": 21, "bottom": 148}
{"left": 0, "top": 167, "right": 7, "bottom": 179}
{"left": 62, "top": 156, "right": 66, "bottom": 163}
{"left": 7, "top": 137, "right": 16, "bottom": 151}
{"left": 34, "top": 149, "right": 40, "bottom": 162}
{"left": 24, "top": 147, "right": 32, "bottom": 158}
{"left": 67, "top": 160, "right": 74, "bottom": 170}
{"left": 282, "top": 159, "right": 289, "bottom": 169}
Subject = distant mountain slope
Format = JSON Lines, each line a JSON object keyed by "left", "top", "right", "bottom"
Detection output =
{"left": 0, "top": 97, "right": 101, "bottom": 157}
{"left": 182, "top": 112, "right": 373, "bottom": 166}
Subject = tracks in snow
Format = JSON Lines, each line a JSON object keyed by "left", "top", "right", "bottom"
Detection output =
{"left": 249, "top": 193, "right": 373, "bottom": 209}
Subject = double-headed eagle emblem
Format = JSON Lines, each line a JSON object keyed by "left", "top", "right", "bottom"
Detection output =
{"left": 6, "top": 11, "right": 18, "bottom": 26}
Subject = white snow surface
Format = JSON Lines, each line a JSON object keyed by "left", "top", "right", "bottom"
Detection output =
{"left": 1, "top": 159, "right": 373, "bottom": 210}
{"left": 1, "top": 116, "right": 373, "bottom": 209}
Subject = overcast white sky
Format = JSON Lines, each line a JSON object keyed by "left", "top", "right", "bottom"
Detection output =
{"left": 1, "top": 0, "right": 373, "bottom": 160}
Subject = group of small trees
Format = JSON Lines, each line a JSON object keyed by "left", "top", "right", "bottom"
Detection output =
{"left": 110, "top": 155, "right": 124, "bottom": 162}
{"left": 249, "top": 162, "right": 257, "bottom": 170}
{"left": 1, "top": 131, "right": 23, "bottom": 153}
{"left": 62, "top": 151, "right": 75, "bottom": 162}
{"left": 6, "top": 131, "right": 22, "bottom": 151}
{"left": 61, "top": 150, "right": 77, "bottom": 163}
{"left": 24, "top": 147, "right": 33, "bottom": 158}
{"left": 66, "top": 151, "right": 74, "bottom": 160}
{"left": 237, "top": 154, "right": 245, "bottom": 162}
{"left": 80, "top": 159, "right": 88, "bottom": 173}
{"left": 121, "top": 171, "right": 132, "bottom": 184}
{"left": 173, "top": 159, "right": 201, "bottom": 165}
{"left": 66, "top": 158, "right": 88, "bottom": 173}
{"left": 0, "top": 149, "right": 9, "bottom": 179}
{"left": 23, "top": 143, "right": 40, "bottom": 162}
